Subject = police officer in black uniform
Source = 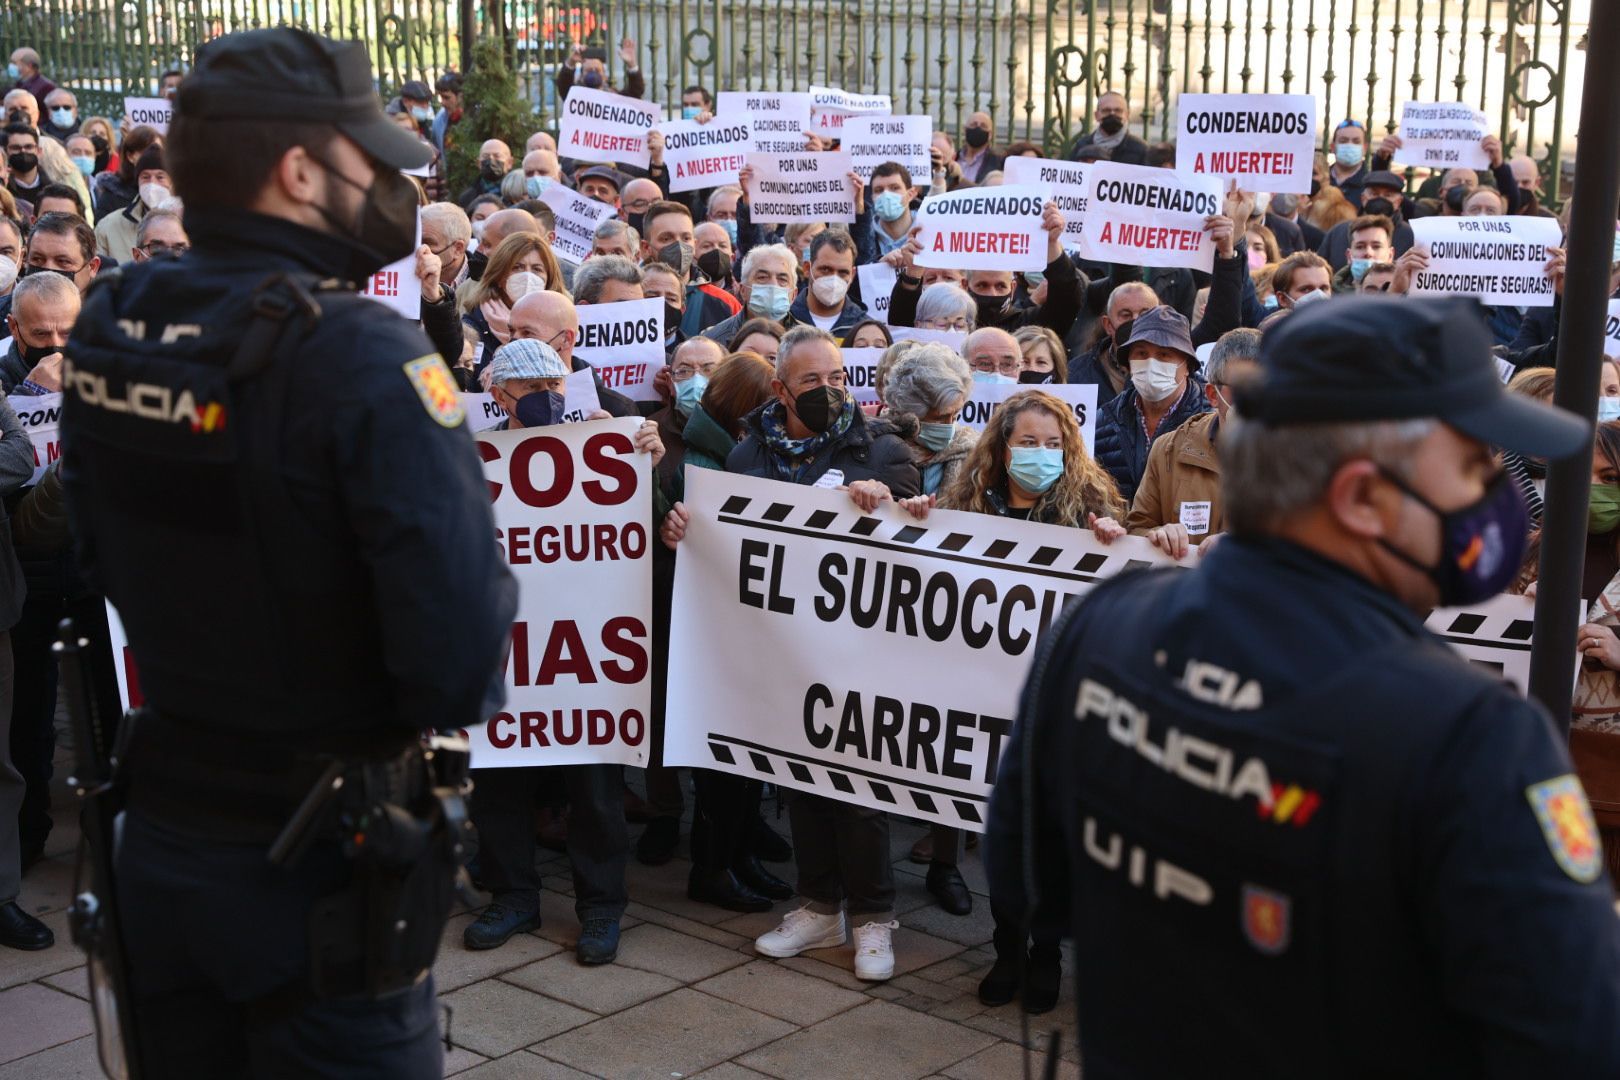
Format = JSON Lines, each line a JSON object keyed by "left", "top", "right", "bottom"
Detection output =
{"left": 59, "top": 29, "right": 516, "bottom": 1077}
{"left": 989, "top": 297, "right": 1620, "bottom": 1076}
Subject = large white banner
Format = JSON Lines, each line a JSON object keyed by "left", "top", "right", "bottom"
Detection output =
{"left": 472, "top": 419, "right": 653, "bottom": 767}
{"left": 8, "top": 392, "right": 60, "bottom": 482}
{"left": 808, "top": 85, "right": 893, "bottom": 138}
{"left": 540, "top": 184, "right": 620, "bottom": 265}
{"left": 1079, "top": 160, "right": 1222, "bottom": 271}
{"left": 717, "top": 91, "right": 812, "bottom": 154}
{"left": 665, "top": 470, "right": 1183, "bottom": 829}
{"left": 843, "top": 115, "right": 933, "bottom": 184}
{"left": 1002, "top": 157, "right": 1088, "bottom": 251}
{"left": 1396, "top": 103, "right": 1491, "bottom": 171}
{"left": 1409, "top": 216, "right": 1562, "bottom": 307}
{"left": 743, "top": 151, "right": 857, "bottom": 224}
{"left": 658, "top": 117, "right": 752, "bottom": 193}
{"left": 1175, "top": 93, "right": 1316, "bottom": 194}
{"left": 558, "top": 86, "right": 663, "bottom": 168}
{"left": 573, "top": 297, "right": 667, "bottom": 401}
{"left": 914, "top": 184, "right": 1052, "bottom": 272}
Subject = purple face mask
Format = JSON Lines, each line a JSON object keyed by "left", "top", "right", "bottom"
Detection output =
{"left": 1377, "top": 468, "right": 1528, "bottom": 606}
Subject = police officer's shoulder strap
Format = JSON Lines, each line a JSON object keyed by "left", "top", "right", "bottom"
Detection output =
{"left": 229, "top": 272, "right": 335, "bottom": 383}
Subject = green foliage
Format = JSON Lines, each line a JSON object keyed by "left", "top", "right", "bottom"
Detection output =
{"left": 443, "top": 38, "right": 536, "bottom": 196}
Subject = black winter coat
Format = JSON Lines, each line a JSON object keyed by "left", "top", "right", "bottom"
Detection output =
{"left": 727, "top": 404, "right": 921, "bottom": 497}
{"left": 1092, "top": 380, "right": 1211, "bottom": 504}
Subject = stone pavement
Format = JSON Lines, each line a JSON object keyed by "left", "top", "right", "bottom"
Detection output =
{"left": 0, "top": 759, "right": 1079, "bottom": 1079}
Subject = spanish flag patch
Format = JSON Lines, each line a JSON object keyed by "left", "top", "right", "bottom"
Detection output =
{"left": 1526, "top": 774, "right": 1603, "bottom": 884}
{"left": 403, "top": 355, "right": 465, "bottom": 428}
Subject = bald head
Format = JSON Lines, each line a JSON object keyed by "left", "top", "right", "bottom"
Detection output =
{"left": 1103, "top": 282, "right": 1159, "bottom": 337}
{"left": 482, "top": 208, "right": 542, "bottom": 251}
{"left": 526, "top": 131, "right": 557, "bottom": 156}
{"left": 694, "top": 221, "right": 733, "bottom": 262}
{"left": 522, "top": 149, "right": 560, "bottom": 180}
{"left": 964, "top": 328, "right": 1021, "bottom": 379}
{"left": 479, "top": 139, "right": 513, "bottom": 175}
{"left": 1510, "top": 153, "right": 1541, "bottom": 193}
{"left": 510, "top": 290, "right": 580, "bottom": 363}
{"left": 623, "top": 178, "right": 662, "bottom": 218}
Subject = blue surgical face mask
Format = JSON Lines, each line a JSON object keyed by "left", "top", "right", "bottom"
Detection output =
{"left": 526, "top": 174, "right": 553, "bottom": 198}
{"left": 411, "top": 105, "right": 433, "bottom": 123}
{"left": 49, "top": 108, "right": 73, "bottom": 129}
{"left": 675, "top": 372, "right": 708, "bottom": 415}
{"left": 973, "top": 370, "right": 1015, "bottom": 385}
{"left": 514, "top": 389, "right": 567, "bottom": 428}
{"left": 916, "top": 421, "right": 956, "bottom": 452}
{"left": 581, "top": 69, "right": 605, "bottom": 89}
{"left": 5, "top": 64, "right": 18, "bottom": 81}
{"left": 682, "top": 105, "right": 702, "bottom": 120}
{"left": 1008, "top": 447, "right": 1064, "bottom": 496}
{"left": 747, "top": 283, "right": 791, "bottom": 321}
{"left": 720, "top": 219, "right": 738, "bottom": 245}
{"left": 1334, "top": 142, "right": 1364, "bottom": 169}
{"left": 71, "top": 155, "right": 94, "bottom": 177}
{"left": 1023, "top": 270, "right": 1046, "bottom": 290}
{"left": 1601, "top": 397, "right": 1620, "bottom": 424}
{"left": 1350, "top": 258, "right": 1374, "bottom": 282}
{"left": 1263, "top": 293, "right": 1280, "bottom": 310}
{"left": 873, "top": 191, "right": 907, "bottom": 223}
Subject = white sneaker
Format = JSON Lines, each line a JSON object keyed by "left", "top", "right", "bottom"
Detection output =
{"left": 754, "top": 905, "right": 847, "bottom": 958}
{"left": 852, "top": 919, "right": 899, "bottom": 981}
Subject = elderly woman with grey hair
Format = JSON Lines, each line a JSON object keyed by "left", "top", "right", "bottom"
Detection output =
{"left": 913, "top": 282, "right": 977, "bottom": 333}
{"left": 878, "top": 342, "right": 982, "bottom": 917}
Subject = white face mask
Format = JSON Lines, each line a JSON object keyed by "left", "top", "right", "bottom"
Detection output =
{"left": 471, "top": 219, "right": 488, "bottom": 241}
{"left": 505, "top": 270, "right": 546, "bottom": 302}
{"left": 1130, "top": 358, "right": 1183, "bottom": 403}
{"left": 0, "top": 255, "right": 15, "bottom": 293}
{"left": 811, "top": 274, "right": 849, "bottom": 307}
{"left": 1252, "top": 192, "right": 1272, "bottom": 217}
{"left": 139, "top": 182, "right": 170, "bottom": 210}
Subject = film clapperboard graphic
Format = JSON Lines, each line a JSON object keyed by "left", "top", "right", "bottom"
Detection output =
{"left": 1426, "top": 592, "right": 1578, "bottom": 696}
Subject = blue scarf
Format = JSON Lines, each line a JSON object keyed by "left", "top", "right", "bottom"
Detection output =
{"left": 759, "top": 399, "right": 856, "bottom": 483}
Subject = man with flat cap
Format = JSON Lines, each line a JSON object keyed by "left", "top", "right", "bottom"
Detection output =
{"left": 987, "top": 297, "right": 1620, "bottom": 1076}
{"left": 59, "top": 28, "right": 516, "bottom": 1076}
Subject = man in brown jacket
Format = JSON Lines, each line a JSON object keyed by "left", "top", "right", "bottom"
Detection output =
{"left": 1126, "top": 328, "right": 1260, "bottom": 557}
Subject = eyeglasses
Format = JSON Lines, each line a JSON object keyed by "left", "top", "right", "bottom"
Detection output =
{"left": 623, "top": 198, "right": 656, "bottom": 212}
{"left": 139, "top": 241, "right": 189, "bottom": 256}
{"left": 670, "top": 363, "right": 719, "bottom": 380}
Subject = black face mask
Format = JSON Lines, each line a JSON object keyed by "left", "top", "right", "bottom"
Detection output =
{"left": 789, "top": 385, "right": 846, "bottom": 434}
{"left": 657, "top": 240, "right": 693, "bottom": 278}
{"left": 1098, "top": 115, "right": 1125, "bottom": 136}
{"left": 627, "top": 211, "right": 646, "bottom": 235}
{"left": 663, "top": 302, "right": 682, "bottom": 336}
{"left": 309, "top": 155, "right": 421, "bottom": 283}
{"left": 1309, "top": 177, "right": 1321, "bottom": 197}
{"left": 7, "top": 151, "right": 37, "bottom": 175}
{"left": 88, "top": 134, "right": 111, "bottom": 173}
{"left": 1018, "top": 369, "right": 1054, "bottom": 384}
{"left": 18, "top": 340, "right": 59, "bottom": 368}
{"left": 466, "top": 248, "right": 489, "bottom": 282}
{"left": 1445, "top": 184, "right": 1470, "bottom": 213}
{"left": 480, "top": 159, "right": 505, "bottom": 183}
{"left": 1363, "top": 196, "right": 1396, "bottom": 220}
{"left": 964, "top": 127, "right": 990, "bottom": 149}
{"left": 696, "top": 248, "right": 730, "bottom": 284}
{"left": 971, "top": 291, "right": 1006, "bottom": 324}
{"left": 20, "top": 263, "right": 73, "bottom": 282}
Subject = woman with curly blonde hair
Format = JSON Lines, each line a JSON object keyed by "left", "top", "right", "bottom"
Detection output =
{"left": 460, "top": 232, "right": 566, "bottom": 372}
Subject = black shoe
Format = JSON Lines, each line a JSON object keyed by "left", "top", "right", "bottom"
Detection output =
{"left": 637, "top": 816, "right": 681, "bottom": 866}
{"left": 576, "top": 917, "right": 621, "bottom": 965}
{"left": 733, "top": 854, "right": 794, "bottom": 901}
{"left": 926, "top": 862, "right": 973, "bottom": 916}
{"left": 750, "top": 815, "right": 793, "bottom": 862}
{"left": 977, "top": 953, "right": 1020, "bottom": 1007}
{"left": 688, "top": 867, "right": 773, "bottom": 913}
{"left": 0, "top": 901, "right": 53, "bottom": 951}
{"left": 1023, "top": 949, "right": 1061, "bottom": 1015}
{"left": 462, "top": 901, "right": 539, "bottom": 951}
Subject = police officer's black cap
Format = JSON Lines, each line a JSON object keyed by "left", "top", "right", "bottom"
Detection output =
{"left": 178, "top": 28, "right": 432, "bottom": 171}
{"left": 1234, "top": 296, "right": 1589, "bottom": 459}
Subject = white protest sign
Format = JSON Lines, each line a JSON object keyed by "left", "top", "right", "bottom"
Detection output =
{"left": 843, "top": 115, "right": 933, "bottom": 184}
{"left": 841, "top": 347, "right": 886, "bottom": 405}
{"left": 471, "top": 418, "right": 652, "bottom": 768}
{"left": 123, "top": 97, "right": 172, "bottom": 134}
{"left": 1397, "top": 103, "right": 1491, "bottom": 171}
{"left": 808, "top": 85, "right": 893, "bottom": 138}
{"left": 1427, "top": 592, "right": 1579, "bottom": 697}
{"left": 8, "top": 393, "right": 60, "bottom": 482}
{"left": 459, "top": 369, "right": 602, "bottom": 433}
{"left": 743, "top": 151, "right": 856, "bottom": 224}
{"left": 718, "top": 91, "right": 812, "bottom": 153}
{"left": 914, "top": 183, "right": 1053, "bottom": 273}
{"left": 574, "top": 297, "right": 666, "bottom": 401}
{"left": 665, "top": 470, "right": 1183, "bottom": 830}
{"left": 540, "top": 184, "right": 620, "bottom": 264}
{"left": 558, "top": 85, "right": 663, "bottom": 168}
{"left": 658, "top": 117, "right": 752, "bottom": 193}
{"left": 1175, "top": 93, "right": 1316, "bottom": 194}
{"left": 958, "top": 383, "right": 1097, "bottom": 455}
{"left": 359, "top": 213, "right": 422, "bottom": 318}
{"left": 1408, "top": 216, "right": 1562, "bottom": 307}
{"left": 857, "top": 262, "right": 899, "bottom": 323}
{"left": 1003, "top": 157, "right": 1088, "bottom": 251}
{"left": 1079, "top": 160, "right": 1222, "bottom": 271}
{"left": 106, "top": 603, "right": 141, "bottom": 711}
{"left": 1606, "top": 299, "right": 1620, "bottom": 357}
{"left": 890, "top": 327, "right": 967, "bottom": 351}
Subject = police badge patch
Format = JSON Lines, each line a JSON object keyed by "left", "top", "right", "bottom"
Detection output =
{"left": 403, "top": 355, "right": 466, "bottom": 428}
{"left": 1241, "top": 884, "right": 1291, "bottom": 955}
{"left": 1526, "top": 774, "right": 1603, "bottom": 883}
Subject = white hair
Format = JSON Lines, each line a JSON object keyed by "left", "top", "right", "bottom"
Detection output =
{"left": 915, "top": 283, "right": 976, "bottom": 329}
{"left": 883, "top": 344, "right": 973, "bottom": 418}
{"left": 740, "top": 243, "right": 798, "bottom": 287}
{"left": 421, "top": 201, "right": 472, "bottom": 245}
{"left": 10, "top": 270, "right": 80, "bottom": 315}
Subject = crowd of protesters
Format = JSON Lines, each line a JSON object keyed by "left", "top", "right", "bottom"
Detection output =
{"left": 1, "top": 37, "right": 1614, "bottom": 1013}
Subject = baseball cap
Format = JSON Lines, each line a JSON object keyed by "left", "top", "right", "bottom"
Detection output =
{"left": 177, "top": 28, "right": 431, "bottom": 171}
{"left": 577, "top": 165, "right": 624, "bottom": 192}
{"left": 489, "top": 338, "right": 570, "bottom": 384}
{"left": 1118, "top": 306, "right": 1198, "bottom": 369}
{"left": 1233, "top": 296, "right": 1588, "bottom": 459}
